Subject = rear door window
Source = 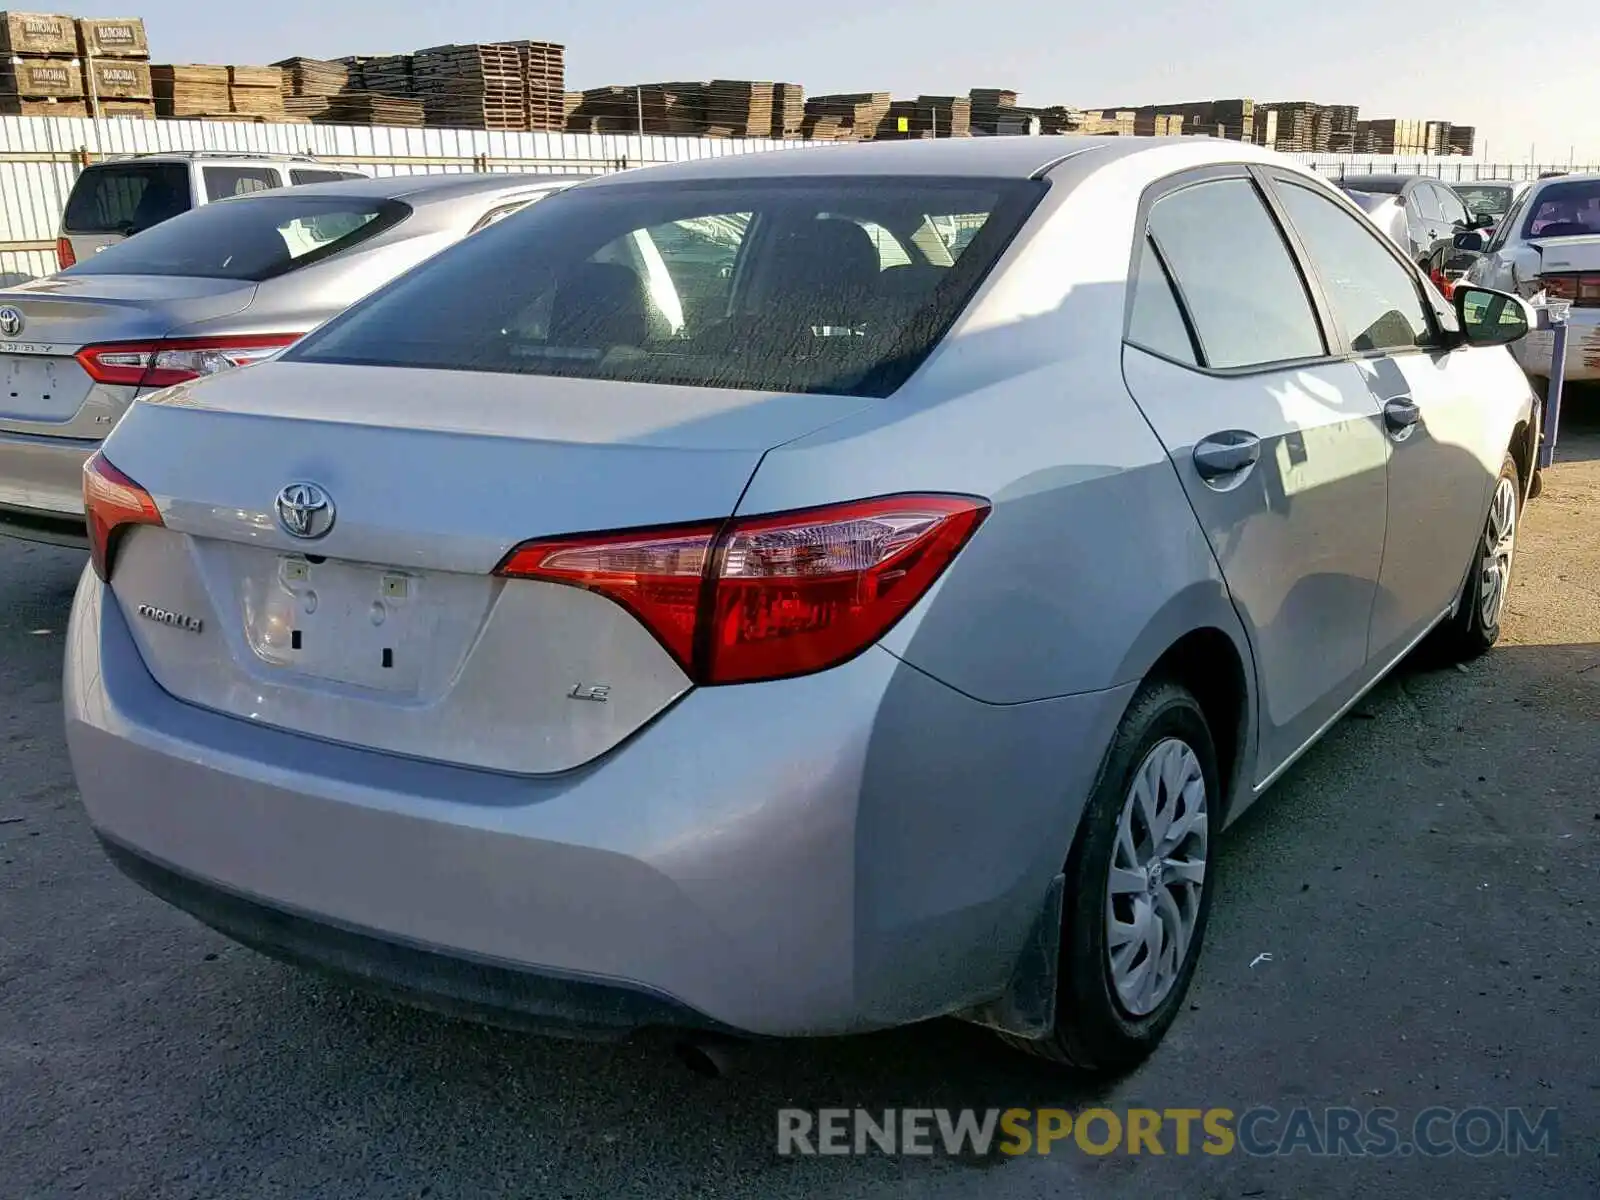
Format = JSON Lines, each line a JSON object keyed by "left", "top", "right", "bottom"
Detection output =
{"left": 1146, "top": 177, "right": 1325, "bottom": 369}
{"left": 203, "top": 166, "right": 281, "bottom": 201}
{"left": 287, "top": 176, "right": 1046, "bottom": 398}
{"left": 1126, "top": 238, "right": 1198, "bottom": 365}
{"left": 1434, "top": 185, "right": 1469, "bottom": 227}
{"left": 62, "top": 162, "right": 190, "bottom": 234}
{"left": 1411, "top": 185, "right": 1443, "bottom": 222}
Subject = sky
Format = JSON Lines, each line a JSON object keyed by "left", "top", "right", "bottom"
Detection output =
{"left": 129, "top": 0, "right": 1600, "bottom": 162}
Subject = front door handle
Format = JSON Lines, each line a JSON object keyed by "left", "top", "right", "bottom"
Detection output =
{"left": 1383, "top": 396, "right": 1421, "bottom": 433}
{"left": 1193, "top": 430, "right": 1262, "bottom": 482}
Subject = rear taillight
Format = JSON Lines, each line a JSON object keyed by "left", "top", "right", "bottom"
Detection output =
{"left": 75, "top": 333, "right": 302, "bottom": 389}
{"left": 55, "top": 237, "right": 76, "bottom": 270}
{"left": 1540, "top": 273, "right": 1600, "bottom": 307}
{"left": 497, "top": 494, "right": 989, "bottom": 684}
{"left": 83, "top": 450, "right": 162, "bottom": 582}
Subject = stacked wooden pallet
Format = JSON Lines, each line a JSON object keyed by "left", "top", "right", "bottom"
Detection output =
{"left": 80, "top": 16, "right": 154, "bottom": 118}
{"left": 320, "top": 91, "right": 424, "bottom": 127}
{"left": 76, "top": 14, "right": 147, "bottom": 57}
{"left": 413, "top": 43, "right": 524, "bottom": 130}
{"left": 802, "top": 92, "right": 890, "bottom": 140}
{"left": 227, "top": 65, "right": 284, "bottom": 118}
{"left": 273, "top": 56, "right": 348, "bottom": 100}
{"left": 0, "top": 11, "right": 82, "bottom": 114}
{"left": 968, "top": 88, "right": 1025, "bottom": 135}
{"left": 151, "top": 63, "right": 229, "bottom": 117}
{"left": 271, "top": 56, "right": 346, "bottom": 122}
{"left": 770, "top": 82, "right": 803, "bottom": 138}
{"left": 0, "top": 9, "right": 76, "bottom": 55}
{"left": 508, "top": 40, "right": 563, "bottom": 131}
{"left": 359, "top": 54, "right": 414, "bottom": 99}
{"left": 700, "top": 80, "right": 772, "bottom": 137}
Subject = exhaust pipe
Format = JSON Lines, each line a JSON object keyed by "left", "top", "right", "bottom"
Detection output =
{"left": 674, "top": 1035, "right": 738, "bottom": 1079}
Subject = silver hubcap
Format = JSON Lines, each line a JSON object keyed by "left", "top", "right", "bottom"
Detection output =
{"left": 1106, "top": 738, "right": 1208, "bottom": 1017}
{"left": 1479, "top": 475, "right": 1517, "bottom": 629}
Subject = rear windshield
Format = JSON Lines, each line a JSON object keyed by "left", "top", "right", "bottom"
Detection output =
{"left": 62, "top": 162, "right": 190, "bottom": 235}
{"left": 1340, "top": 177, "right": 1405, "bottom": 195}
{"left": 1455, "top": 184, "right": 1514, "bottom": 217}
{"left": 1342, "top": 190, "right": 1389, "bottom": 214}
{"left": 1522, "top": 179, "right": 1600, "bottom": 239}
{"left": 62, "top": 194, "right": 409, "bottom": 282}
{"left": 286, "top": 175, "right": 1044, "bottom": 398}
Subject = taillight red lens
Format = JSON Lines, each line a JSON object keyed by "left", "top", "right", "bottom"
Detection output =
{"left": 496, "top": 494, "right": 989, "bottom": 685}
{"left": 1542, "top": 275, "right": 1579, "bottom": 301}
{"left": 75, "top": 334, "right": 301, "bottom": 389}
{"left": 1539, "top": 273, "right": 1600, "bottom": 305}
{"left": 498, "top": 523, "right": 718, "bottom": 668}
{"left": 83, "top": 450, "right": 162, "bottom": 581}
{"left": 56, "top": 237, "right": 76, "bottom": 270}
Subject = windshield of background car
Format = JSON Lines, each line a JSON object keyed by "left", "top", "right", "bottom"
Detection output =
{"left": 1522, "top": 179, "right": 1600, "bottom": 239}
{"left": 62, "top": 162, "right": 189, "bottom": 234}
{"left": 62, "top": 195, "right": 409, "bottom": 281}
{"left": 1456, "top": 185, "right": 1514, "bottom": 218}
{"left": 286, "top": 176, "right": 1044, "bottom": 398}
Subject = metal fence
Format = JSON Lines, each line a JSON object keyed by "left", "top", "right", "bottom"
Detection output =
{"left": 1295, "top": 154, "right": 1600, "bottom": 182}
{"left": 3, "top": 112, "right": 1597, "bottom": 280}
{"left": 0, "top": 113, "right": 816, "bottom": 280}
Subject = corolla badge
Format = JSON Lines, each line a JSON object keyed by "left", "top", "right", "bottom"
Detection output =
{"left": 0, "top": 306, "right": 24, "bottom": 338}
{"left": 274, "top": 482, "right": 335, "bottom": 540}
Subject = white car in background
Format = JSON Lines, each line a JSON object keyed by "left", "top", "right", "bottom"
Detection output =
{"left": 1462, "top": 172, "right": 1600, "bottom": 388}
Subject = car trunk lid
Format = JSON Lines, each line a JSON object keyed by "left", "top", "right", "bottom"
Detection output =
{"left": 0, "top": 274, "right": 255, "bottom": 429}
{"left": 97, "top": 360, "right": 874, "bottom": 774}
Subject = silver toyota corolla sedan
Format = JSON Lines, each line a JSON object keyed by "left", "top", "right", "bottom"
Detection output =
{"left": 64, "top": 136, "right": 1541, "bottom": 1073}
{"left": 0, "top": 172, "right": 581, "bottom": 546}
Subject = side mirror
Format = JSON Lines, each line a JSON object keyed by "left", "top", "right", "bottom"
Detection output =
{"left": 1455, "top": 286, "right": 1535, "bottom": 347}
{"left": 1471, "top": 212, "right": 1497, "bottom": 229}
{"left": 1454, "top": 229, "right": 1488, "bottom": 253}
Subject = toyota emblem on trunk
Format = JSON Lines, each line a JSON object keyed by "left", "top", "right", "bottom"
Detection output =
{"left": 0, "top": 306, "right": 24, "bottom": 338}
{"left": 274, "top": 482, "right": 335, "bottom": 540}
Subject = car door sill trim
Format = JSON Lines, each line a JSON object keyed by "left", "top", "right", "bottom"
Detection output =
{"left": 1252, "top": 604, "right": 1451, "bottom": 795}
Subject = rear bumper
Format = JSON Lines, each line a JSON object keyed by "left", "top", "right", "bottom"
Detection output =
{"left": 1515, "top": 312, "right": 1600, "bottom": 383}
{"left": 65, "top": 570, "right": 1133, "bottom": 1038}
{"left": 97, "top": 833, "right": 733, "bottom": 1039}
{"left": 0, "top": 428, "right": 95, "bottom": 546}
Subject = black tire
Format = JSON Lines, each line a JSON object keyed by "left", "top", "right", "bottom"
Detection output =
{"left": 1433, "top": 451, "right": 1520, "bottom": 661}
{"left": 1000, "top": 679, "right": 1220, "bottom": 1074}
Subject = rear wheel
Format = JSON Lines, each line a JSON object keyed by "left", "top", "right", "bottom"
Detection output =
{"left": 1434, "top": 452, "right": 1520, "bottom": 661}
{"left": 1002, "top": 680, "right": 1218, "bottom": 1073}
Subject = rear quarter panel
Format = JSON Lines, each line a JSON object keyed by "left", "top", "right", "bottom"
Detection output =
{"left": 737, "top": 152, "right": 1253, "bottom": 706}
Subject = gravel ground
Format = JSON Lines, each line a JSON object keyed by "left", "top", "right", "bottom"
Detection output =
{"left": 2, "top": 407, "right": 1597, "bottom": 1200}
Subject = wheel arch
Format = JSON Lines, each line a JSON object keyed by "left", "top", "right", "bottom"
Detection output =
{"left": 1111, "top": 583, "right": 1256, "bottom": 822}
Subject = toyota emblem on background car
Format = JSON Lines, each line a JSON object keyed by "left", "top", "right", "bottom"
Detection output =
{"left": 274, "top": 482, "right": 335, "bottom": 540}
{"left": 0, "top": 306, "right": 24, "bottom": 338}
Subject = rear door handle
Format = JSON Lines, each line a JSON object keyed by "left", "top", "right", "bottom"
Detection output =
{"left": 1383, "top": 396, "right": 1421, "bottom": 433}
{"left": 1193, "top": 430, "right": 1262, "bottom": 482}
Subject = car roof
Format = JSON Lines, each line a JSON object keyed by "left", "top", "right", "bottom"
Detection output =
{"left": 575, "top": 135, "right": 1303, "bottom": 189}
{"left": 1338, "top": 173, "right": 1437, "bottom": 187}
{"left": 216, "top": 172, "right": 588, "bottom": 204}
{"left": 90, "top": 152, "right": 325, "bottom": 166}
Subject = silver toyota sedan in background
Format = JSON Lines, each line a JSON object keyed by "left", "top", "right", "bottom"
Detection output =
{"left": 65, "top": 136, "right": 1540, "bottom": 1073}
{"left": 0, "top": 172, "right": 581, "bottom": 545}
